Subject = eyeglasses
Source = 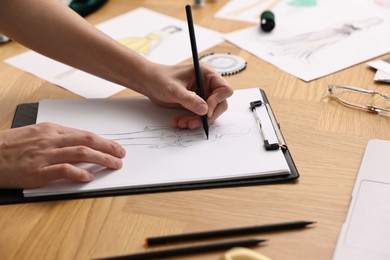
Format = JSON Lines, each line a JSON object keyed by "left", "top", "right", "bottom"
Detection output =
{"left": 325, "top": 84, "right": 390, "bottom": 116}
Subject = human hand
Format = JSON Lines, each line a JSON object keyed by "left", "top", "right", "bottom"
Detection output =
{"left": 142, "top": 62, "right": 234, "bottom": 129}
{"left": 0, "top": 122, "right": 126, "bottom": 189}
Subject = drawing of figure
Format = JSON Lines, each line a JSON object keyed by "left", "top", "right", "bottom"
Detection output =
{"left": 263, "top": 17, "right": 383, "bottom": 63}
{"left": 99, "top": 124, "right": 251, "bottom": 149}
{"left": 226, "top": 0, "right": 316, "bottom": 21}
{"left": 228, "top": 0, "right": 282, "bottom": 17}
{"left": 118, "top": 25, "right": 182, "bottom": 57}
{"left": 55, "top": 26, "right": 182, "bottom": 80}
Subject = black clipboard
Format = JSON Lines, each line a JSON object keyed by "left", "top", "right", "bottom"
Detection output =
{"left": 0, "top": 89, "right": 299, "bottom": 205}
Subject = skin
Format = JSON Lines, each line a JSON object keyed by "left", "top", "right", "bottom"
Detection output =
{"left": 0, "top": 0, "right": 233, "bottom": 188}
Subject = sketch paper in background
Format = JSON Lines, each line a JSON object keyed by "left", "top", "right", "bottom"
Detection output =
{"left": 5, "top": 8, "right": 223, "bottom": 98}
{"left": 24, "top": 88, "right": 290, "bottom": 197}
{"left": 222, "top": 0, "right": 390, "bottom": 81}
{"left": 367, "top": 58, "right": 390, "bottom": 83}
{"left": 215, "top": 0, "right": 319, "bottom": 24}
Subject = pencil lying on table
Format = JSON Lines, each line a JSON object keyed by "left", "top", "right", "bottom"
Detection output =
{"left": 145, "top": 220, "right": 315, "bottom": 246}
{"left": 98, "top": 238, "right": 265, "bottom": 260}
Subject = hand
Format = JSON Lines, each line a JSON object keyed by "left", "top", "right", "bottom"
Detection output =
{"left": 0, "top": 122, "right": 126, "bottom": 189}
{"left": 143, "top": 62, "right": 234, "bottom": 129}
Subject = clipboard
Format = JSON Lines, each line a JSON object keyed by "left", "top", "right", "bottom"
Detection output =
{"left": 0, "top": 89, "right": 299, "bottom": 205}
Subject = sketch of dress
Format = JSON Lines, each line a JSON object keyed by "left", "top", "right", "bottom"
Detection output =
{"left": 263, "top": 17, "right": 383, "bottom": 63}
{"left": 118, "top": 25, "right": 182, "bottom": 57}
{"left": 100, "top": 124, "right": 251, "bottom": 149}
{"left": 228, "top": 0, "right": 282, "bottom": 17}
{"left": 55, "top": 26, "right": 182, "bottom": 80}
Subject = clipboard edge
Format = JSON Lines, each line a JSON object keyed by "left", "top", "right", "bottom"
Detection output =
{"left": 259, "top": 88, "right": 300, "bottom": 183}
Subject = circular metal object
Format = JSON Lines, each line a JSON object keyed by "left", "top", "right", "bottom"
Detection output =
{"left": 199, "top": 53, "right": 247, "bottom": 76}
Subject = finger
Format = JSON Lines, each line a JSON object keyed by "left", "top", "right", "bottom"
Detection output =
{"left": 43, "top": 146, "right": 123, "bottom": 170}
{"left": 38, "top": 163, "right": 95, "bottom": 185}
{"left": 171, "top": 114, "right": 201, "bottom": 129}
{"left": 33, "top": 123, "right": 126, "bottom": 158}
{"left": 207, "top": 100, "right": 229, "bottom": 123}
{"left": 202, "top": 68, "right": 233, "bottom": 117}
{"left": 49, "top": 132, "right": 126, "bottom": 158}
{"left": 171, "top": 100, "right": 229, "bottom": 129}
{"left": 36, "top": 122, "right": 83, "bottom": 135}
{"left": 206, "top": 87, "right": 233, "bottom": 118}
{"left": 171, "top": 86, "right": 208, "bottom": 116}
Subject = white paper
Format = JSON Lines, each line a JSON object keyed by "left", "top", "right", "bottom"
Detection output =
{"left": 368, "top": 59, "right": 390, "bottom": 74}
{"left": 5, "top": 8, "right": 223, "bottom": 98}
{"left": 333, "top": 139, "right": 390, "bottom": 260}
{"left": 222, "top": 0, "right": 390, "bottom": 81}
{"left": 24, "top": 88, "right": 290, "bottom": 197}
{"left": 374, "top": 70, "right": 390, "bottom": 83}
{"left": 368, "top": 59, "right": 390, "bottom": 83}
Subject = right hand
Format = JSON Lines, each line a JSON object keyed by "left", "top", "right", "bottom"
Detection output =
{"left": 0, "top": 122, "right": 126, "bottom": 189}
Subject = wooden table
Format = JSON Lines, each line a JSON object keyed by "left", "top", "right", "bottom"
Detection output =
{"left": 1, "top": 1, "right": 389, "bottom": 259}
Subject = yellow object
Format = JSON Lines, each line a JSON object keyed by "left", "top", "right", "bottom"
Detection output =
{"left": 220, "top": 247, "right": 272, "bottom": 260}
{"left": 118, "top": 25, "right": 181, "bottom": 57}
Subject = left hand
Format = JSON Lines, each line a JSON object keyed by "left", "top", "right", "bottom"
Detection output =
{"left": 143, "top": 62, "right": 234, "bottom": 129}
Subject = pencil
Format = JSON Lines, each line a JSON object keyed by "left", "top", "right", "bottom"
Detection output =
{"left": 185, "top": 4, "right": 209, "bottom": 139}
{"left": 97, "top": 238, "right": 265, "bottom": 260}
{"left": 146, "top": 220, "right": 315, "bottom": 246}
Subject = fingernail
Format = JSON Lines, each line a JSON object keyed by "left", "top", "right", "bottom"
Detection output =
{"left": 119, "top": 147, "right": 126, "bottom": 157}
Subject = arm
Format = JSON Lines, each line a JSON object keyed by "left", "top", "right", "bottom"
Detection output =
{"left": 0, "top": 0, "right": 233, "bottom": 188}
{"left": 0, "top": 0, "right": 233, "bottom": 127}
{"left": 0, "top": 0, "right": 150, "bottom": 94}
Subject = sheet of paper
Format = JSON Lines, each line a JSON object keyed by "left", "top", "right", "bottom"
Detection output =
{"left": 368, "top": 58, "right": 390, "bottom": 83}
{"left": 333, "top": 139, "right": 390, "bottom": 260}
{"left": 215, "top": 0, "right": 320, "bottom": 24}
{"left": 23, "top": 88, "right": 290, "bottom": 197}
{"left": 5, "top": 7, "right": 223, "bottom": 98}
{"left": 222, "top": 0, "right": 390, "bottom": 81}
{"left": 374, "top": 70, "right": 390, "bottom": 83}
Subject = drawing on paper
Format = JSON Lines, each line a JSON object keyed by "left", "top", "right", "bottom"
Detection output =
{"left": 225, "top": 0, "right": 316, "bottom": 20}
{"left": 263, "top": 17, "right": 383, "bottom": 63}
{"left": 100, "top": 124, "right": 251, "bottom": 149}
{"left": 118, "top": 25, "right": 182, "bottom": 57}
{"left": 227, "top": 0, "right": 282, "bottom": 17}
{"left": 55, "top": 25, "right": 182, "bottom": 80}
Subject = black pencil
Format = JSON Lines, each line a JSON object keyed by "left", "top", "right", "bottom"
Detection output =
{"left": 97, "top": 238, "right": 265, "bottom": 260}
{"left": 185, "top": 4, "right": 209, "bottom": 139}
{"left": 146, "top": 220, "right": 315, "bottom": 246}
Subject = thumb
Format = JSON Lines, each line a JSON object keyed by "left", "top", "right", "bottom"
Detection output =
{"left": 176, "top": 88, "right": 208, "bottom": 116}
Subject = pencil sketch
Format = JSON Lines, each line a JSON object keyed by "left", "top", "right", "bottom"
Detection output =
{"left": 55, "top": 25, "right": 182, "bottom": 80}
{"left": 99, "top": 124, "right": 251, "bottom": 149}
{"left": 225, "top": 0, "right": 316, "bottom": 20}
{"left": 118, "top": 25, "right": 182, "bottom": 57}
{"left": 227, "top": 0, "right": 282, "bottom": 17}
{"left": 263, "top": 17, "right": 383, "bottom": 63}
